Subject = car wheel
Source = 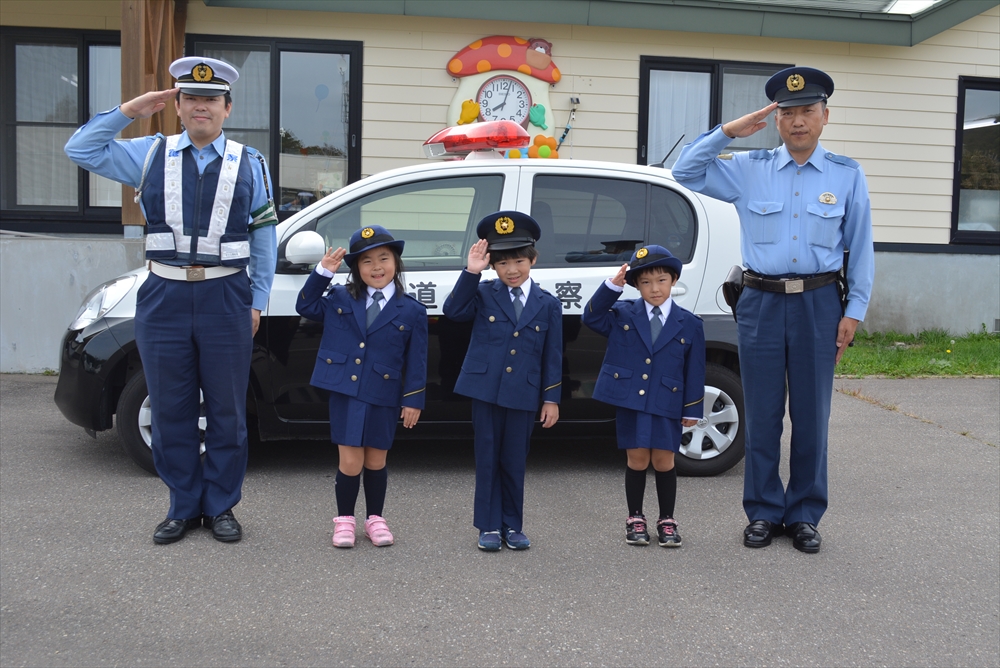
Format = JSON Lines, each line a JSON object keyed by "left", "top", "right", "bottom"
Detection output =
{"left": 116, "top": 370, "right": 207, "bottom": 475}
{"left": 676, "top": 362, "right": 745, "bottom": 477}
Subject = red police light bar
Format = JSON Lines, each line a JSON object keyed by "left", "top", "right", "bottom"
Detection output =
{"left": 423, "top": 120, "right": 531, "bottom": 158}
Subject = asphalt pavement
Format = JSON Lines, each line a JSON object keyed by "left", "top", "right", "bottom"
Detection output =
{"left": 1, "top": 374, "right": 998, "bottom": 667}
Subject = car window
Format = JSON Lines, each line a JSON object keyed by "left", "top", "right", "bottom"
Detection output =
{"left": 314, "top": 175, "right": 504, "bottom": 269}
{"left": 649, "top": 184, "right": 697, "bottom": 263}
{"left": 530, "top": 175, "right": 647, "bottom": 267}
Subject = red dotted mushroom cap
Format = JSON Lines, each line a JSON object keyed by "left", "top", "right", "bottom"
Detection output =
{"left": 447, "top": 35, "right": 561, "bottom": 84}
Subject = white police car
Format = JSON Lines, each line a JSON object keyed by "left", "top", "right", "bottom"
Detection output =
{"left": 55, "top": 124, "right": 746, "bottom": 476}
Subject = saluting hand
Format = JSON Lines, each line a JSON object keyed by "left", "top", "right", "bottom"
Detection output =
{"left": 722, "top": 101, "right": 779, "bottom": 139}
{"left": 610, "top": 263, "right": 628, "bottom": 288}
{"left": 466, "top": 239, "right": 491, "bottom": 274}
{"left": 119, "top": 88, "right": 181, "bottom": 120}
{"left": 320, "top": 247, "right": 346, "bottom": 273}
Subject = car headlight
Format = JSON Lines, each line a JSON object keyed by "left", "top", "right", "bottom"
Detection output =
{"left": 69, "top": 274, "right": 137, "bottom": 330}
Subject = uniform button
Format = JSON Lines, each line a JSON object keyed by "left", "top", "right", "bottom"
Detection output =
{"left": 793, "top": 258, "right": 798, "bottom": 263}
{"left": 614, "top": 373, "right": 619, "bottom": 378}
{"left": 535, "top": 326, "right": 540, "bottom": 332}
{"left": 681, "top": 338, "right": 685, "bottom": 344}
{"left": 383, "top": 374, "right": 390, "bottom": 380}
{"left": 795, "top": 191, "right": 799, "bottom": 196}
{"left": 399, "top": 325, "right": 405, "bottom": 331}
{"left": 355, "top": 358, "right": 361, "bottom": 364}
{"left": 513, "top": 331, "right": 519, "bottom": 337}
{"left": 794, "top": 213, "right": 798, "bottom": 218}
{"left": 337, "top": 308, "right": 343, "bottom": 314}
{"left": 639, "top": 390, "right": 645, "bottom": 396}
{"left": 645, "top": 358, "right": 651, "bottom": 365}
{"left": 510, "top": 349, "right": 517, "bottom": 355}
{"left": 797, "top": 170, "right": 801, "bottom": 175}
{"left": 325, "top": 358, "right": 332, "bottom": 364}
{"left": 506, "top": 367, "right": 512, "bottom": 373}
{"left": 624, "top": 325, "right": 630, "bottom": 331}
{"left": 489, "top": 316, "right": 496, "bottom": 322}
{"left": 351, "top": 375, "right": 358, "bottom": 381}
{"left": 672, "top": 387, "right": 678, "bottom": 392}
{"left": 823, "top": 212, "right": 828, "bottom": 217}
{"left": 642, "top": 374, "right": 648, "bottom": 380}
{"left": 359, "top": 342, "right": 365, "bottom": 348}
{"left": 761, "top": 207, "right": 767, "bottom": 212}
{"left": 793, "top": 236, "right": 798, "bottom": 240}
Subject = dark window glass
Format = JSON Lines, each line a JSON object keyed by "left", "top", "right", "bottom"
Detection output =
{"left": 952, "top": 76, "right": 999, "bottom": 245}
{"left": 649, "top": 185, "right": 697, "bottom": 262}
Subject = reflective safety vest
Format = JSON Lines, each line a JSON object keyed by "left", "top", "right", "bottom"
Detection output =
{"left": 141, "top": 135, "right": 254, "bottom": 267}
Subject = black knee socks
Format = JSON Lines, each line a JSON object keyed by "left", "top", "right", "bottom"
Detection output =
{"left": 655, "top": 467, "right": 677, "bottom": 519}
{"left": 335, "top": 470, "right": 361, "bottom": 517}
{"left": 363, "top": 466, "right": 388, "bottom": 518}
{"left": 625, "top": 466, "right": 646, "bottom": 516}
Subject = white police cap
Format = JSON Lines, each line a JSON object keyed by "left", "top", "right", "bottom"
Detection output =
{"left": 169, "top": 56, "right": 238, "bottom": 96}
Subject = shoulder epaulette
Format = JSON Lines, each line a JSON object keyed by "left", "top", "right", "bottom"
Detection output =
{"left": 748, "top": 149, "right": 773, "bottom": 161}
{"left": 825, "top": 152, "right": 860, "bottom": 169}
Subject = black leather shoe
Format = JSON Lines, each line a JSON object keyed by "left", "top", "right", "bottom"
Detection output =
{"left": 204, "top": 510, "right": 242, "bottom": 542}
{"left": 743, "top": 519, "right": 782, "bottom": 548}
{"left": 786, "top": 522, "right": 821, "bottom": 554}
{"left": 153, "top": 517, "right": 202, "bottom": 544}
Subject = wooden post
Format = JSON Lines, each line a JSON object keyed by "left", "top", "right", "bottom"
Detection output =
{"left": 119, "top": 0, "right": 187, "bottom": 227}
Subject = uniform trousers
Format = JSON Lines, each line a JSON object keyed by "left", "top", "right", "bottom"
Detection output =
{"left": 135, "top": 271, "right": 253, "bottom": 520}
{"left": 736, "top": 281, "right": 840, "bottom": 527}
{"left": 471, "top": 399, "right": 534, "bottom": 532}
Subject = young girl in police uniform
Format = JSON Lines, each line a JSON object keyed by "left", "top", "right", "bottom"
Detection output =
{"left": 295, "top": 225, "right": 428, "bottom": 548}
{"left": 582, "top": 246, "right": 706, "bottom": 547}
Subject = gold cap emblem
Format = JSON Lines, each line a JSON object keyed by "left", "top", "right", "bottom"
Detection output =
{"left": 636, "top": 248, "right": 648, "bottom": 259}
{"left": 495, "top": 216, "right": 514, "bottom": 235}
{"left": 786, "top": 73, "right": 805, "bottom": 92}
{"left": 192, "top": 63, "right": 214, "bottom": 83}
{"left": 819, "top": 192, "right": 837, "bottom": 204}
{"left": 361, "top": 227, "right": 375, "bottom": 239}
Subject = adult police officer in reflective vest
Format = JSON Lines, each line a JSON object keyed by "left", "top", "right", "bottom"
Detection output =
{"left": 65, "top": 57, "right": 278, "bottom": 545}
{"left": 672, "top": 67, "right": 874, "bottom": 554}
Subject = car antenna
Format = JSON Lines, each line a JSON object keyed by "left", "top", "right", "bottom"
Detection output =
{"left": 649, "top": 134, "right": 685, "bottom": 168}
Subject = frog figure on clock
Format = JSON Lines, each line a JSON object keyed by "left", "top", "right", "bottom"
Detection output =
{"left": 446, "top": 36, "right": 561, "bottom": 133}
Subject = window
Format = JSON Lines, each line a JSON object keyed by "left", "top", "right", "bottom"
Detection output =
{"left": 530, "top": 175, "right": 697, "bottom": 266}
{"left": 189, "top": 35, "right": 363, "bottom": 222}
{"left": 638, "top": 57, "right": 788, "bottom": 170}
{"left": 952, "top": 76, "right": 1000, "bottom": 245}
{"left": 0, "top": 29, "right": 121, "bottom": 232}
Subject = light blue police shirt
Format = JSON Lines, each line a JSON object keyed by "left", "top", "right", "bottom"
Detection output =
{"left": 64, "top": 107, "right": 278, "bottom": 312}
{"left": 672, "top": 125, "right": 874, "bottom": 322}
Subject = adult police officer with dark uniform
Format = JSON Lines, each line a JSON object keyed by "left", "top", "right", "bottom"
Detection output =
{"left": 65, "top": 57, "right": 278, "bottom": 544}
{"left": 672, "top": 67, "right": 874, "bottom": 553}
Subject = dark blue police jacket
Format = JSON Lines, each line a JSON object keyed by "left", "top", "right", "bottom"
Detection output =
{"left": 443, "top": 271, "right": 562, "bottom": 412}
{"left": 296, "top": 271, "right": 428, "bottom": 409}
{"left": 582, "top": 283, "right": 705, "bottom": 419}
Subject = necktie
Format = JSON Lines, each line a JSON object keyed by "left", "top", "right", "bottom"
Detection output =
{"left": 650, "top": 305, "right": 663, "bottom": 343}
{"left": 366, "top": 290, "right": 384, "bottom": 329}
{"left": 511, "top": 287, "right": 524, "bottom": 321}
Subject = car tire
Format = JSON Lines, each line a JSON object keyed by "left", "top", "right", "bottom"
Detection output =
{"left": 676, "top": 362, "right": 745, "bottom": 477}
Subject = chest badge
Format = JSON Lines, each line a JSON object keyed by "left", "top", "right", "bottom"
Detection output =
{"left": 819, "top": 192, "right": 837, "bottom": 205}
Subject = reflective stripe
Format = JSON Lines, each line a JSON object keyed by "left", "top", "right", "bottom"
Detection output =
{"left": 145, "top": 232, "right": 175, "bottom": 251}
{"left": 203, "top": 140, "right": 243, "bottom": 257}
{"left": 220, "top": 240, "right": 251, "bottom": 262}
{"left": 163, "top": 136, "right": 187, "bottom": 251}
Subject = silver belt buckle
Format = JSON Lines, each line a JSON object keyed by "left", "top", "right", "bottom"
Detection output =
{"left": 784, "top": 279, "right": 804, "bottom": 294}
{"left": 185, "top": 266, "right": 206, "bottom": 281}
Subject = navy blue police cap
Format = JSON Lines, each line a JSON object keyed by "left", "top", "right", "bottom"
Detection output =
{"left": 765, "top": 66, "right": 834, "bottom": 108}
{"left": 343, "top": 225, "right": 405, "bottom": 267}
{"left": 475, "top": 210, "right": 541, "bottom": 252}
{"left": 624, "top": 245, "right": 683, "bottom": 287}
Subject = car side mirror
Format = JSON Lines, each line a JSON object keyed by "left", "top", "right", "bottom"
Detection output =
{"left": 284, "top": 231, "right": 326, "bottom": 266}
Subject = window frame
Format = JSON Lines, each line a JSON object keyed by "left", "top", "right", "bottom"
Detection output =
{"left": 950, "top": 75, "right": 1000, "bottom": 246}
{"left": 187, "top": 34, "right": 364, "bottom": 222}
{"left": 0, "top": 27, "right": 122, "bottom": 234}
{"left": 637, "top": 56, "right": 790, "bottom": 167}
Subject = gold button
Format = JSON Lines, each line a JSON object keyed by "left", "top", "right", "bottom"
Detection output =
{"left": 642, "top": 374, "right": 648, "bottom": 380}
{"left": 337, "top": 308, "right": 342, "bottom": 314}
{"left": 535, "top": 326, "right": 540, "bottom": 332}
{"left": 326, "top": 358, "right": 332, "bottom": 364}
{"left": 383, "top": 374, "right": 390, "bottom": 380}
{"left": 513, "top": 331, "right": 519, "bottom": 337}
{"left": 510, "top": 349, "right": 517, "bottom": 355}
{"left": 613, "top": 373, "right": 619, "bottom": 379}
{"left": 645, "top": 358, "right": 651, "bottom": 364}
{"left": 355, "top": 358, "right": 361, "bottom": 364}
{"left": 639, "top": 390, "right": 645, "bottom": 396}
{"left": 506, "top": 367, "right": 512, "bottom": 373}
{"left": 489, "top": 316, "right": 495, "bottom": 322}
{"left": 359, "top": 342, "right": 365, "bottom": 348}
{"left": 672, "top": 387, "right": 678, "bottom": 392}
{"left": 351, "top": 375, "right": 358, "bottom": 381}
{"left": 681, "top": 338, "right": 685, "bottom": 344}
{"left": 624, "top": 325, "right": 630, "bottom": 331}
{"left": 399, "top": 325, "right": 405, "bottom": 331}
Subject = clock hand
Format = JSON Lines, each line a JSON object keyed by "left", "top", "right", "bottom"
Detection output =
{"left": 494, "top": 84, "right": 513, "bottom": 112}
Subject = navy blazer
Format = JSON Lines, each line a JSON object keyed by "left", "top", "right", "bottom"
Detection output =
{"left": 443, "top": 270, "right": 562, "bottom": 412}
{"left": 295, "top": 271, "right": 428, "bottom": 409}
{"left": 582, "top": 283, "right": 705, "bottom": 419}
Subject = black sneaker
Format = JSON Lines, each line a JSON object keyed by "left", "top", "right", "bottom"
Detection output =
{"left": 625, "top": 515, "right": 650, "bottom": 545}
{"left": 657, "top": 518, "right": 682, "bottom": 547}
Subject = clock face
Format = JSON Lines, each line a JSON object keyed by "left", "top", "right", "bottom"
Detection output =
{"left": 477, "top": 76, "right": 531, "bottom": 127}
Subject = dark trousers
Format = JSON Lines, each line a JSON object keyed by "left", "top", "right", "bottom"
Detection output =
{"left": 736, "top": 282, "right": 840, "bottom": 526}
{"left": 470, "top": 399, "right": 534, "bottom": 532}
{"left": 135, "top": 272, "right": 253, "bottom": 520}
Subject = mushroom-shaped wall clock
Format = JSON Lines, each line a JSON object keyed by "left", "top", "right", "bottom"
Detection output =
{"left": 446, "top": 36, "right": 560, "bottom": 133}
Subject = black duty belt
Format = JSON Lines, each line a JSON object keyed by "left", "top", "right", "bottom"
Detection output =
{"left": 743, "top": 271, "right": 838, "bottom": 294}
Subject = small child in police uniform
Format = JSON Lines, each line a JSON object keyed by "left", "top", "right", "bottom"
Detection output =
{"left": 582, "top": 246, "right": 706, "bottom": 547}
{"left": 295, "top": 225, "right": 428, "bottom": 549}
{"left": 442, "top": 211, "right": 562, "bottom": 551}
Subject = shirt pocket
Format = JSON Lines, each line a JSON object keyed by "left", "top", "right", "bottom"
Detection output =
{"left": 477, "top": 308, "right": 507, "bottom": 345}
{"left": 372, "top": 361, "right": 401, "bottom": 387}
{"left": 327, "top": 304, "right": 354, "bottom": 330}
{"left": 746, "top": 201, "right": 783, "bottom": 244}
{"left": 805, "top": 202, "right": 845, "bottom": 249}
{"left": 600, "top": 364, "right": 633, "bottom": 401}
{"left": 386, "top": 318, "right": 411, "bottom": 350}
{"left": 519, "top": 320, "right": 548, "bottom": 355}
{"left": 315, "top": 349, "right": 347, "bottom": 385}
{"left": 656, "top": 375, "right": 684, "bottom": 416}
{"left": 614, "top": 321, "right": 642, "bottom": 347}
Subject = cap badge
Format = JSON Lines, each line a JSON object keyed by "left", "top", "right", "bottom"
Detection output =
{"left": 192, "top": 63, "right": 214, "bottom": 82}
{"left": 636, "top": 248, "right": 648, "bottom": 259}
{"left": 361, "top": 227, "right": 375, "bottom": 239}
{"left": 819, "top": 192, "right": 837, "bottom": 205}
{"left": 495, "top": 216, "right": 514, "bottom": 235}
{"left": 786, "top": 73, "right": 805, "bottom": 92}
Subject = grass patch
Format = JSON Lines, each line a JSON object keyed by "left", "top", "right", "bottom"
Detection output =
{"left": 837, "top": 328, "right": 1000, "bottom": 378}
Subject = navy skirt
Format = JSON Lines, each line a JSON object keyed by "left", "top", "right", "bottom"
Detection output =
{"left": 615, "top": 407, "right": 682, "bottom": 452}
{"left": 329, "top": 392, "right": 398, "bottom": 450}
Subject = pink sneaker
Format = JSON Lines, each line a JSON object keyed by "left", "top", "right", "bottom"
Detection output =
{"left": 364, "top": 515, "right": 394, "bottom": 547}
{"left": 332, "top": 515, "right": 356, "bottom": 548}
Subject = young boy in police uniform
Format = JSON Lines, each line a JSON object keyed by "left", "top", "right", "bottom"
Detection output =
{"left": 442, "top": 211, "right": 562, "bottom": 551}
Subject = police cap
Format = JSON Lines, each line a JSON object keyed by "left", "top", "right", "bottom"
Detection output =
{"left": 765, "top": 66, "right": 834, "bottom": 108}
{"left": 475, "top": 210, "right": 541, "bottom": 252}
